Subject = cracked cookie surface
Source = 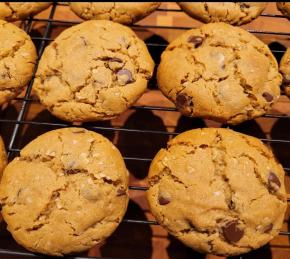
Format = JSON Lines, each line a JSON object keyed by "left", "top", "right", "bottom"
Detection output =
{"left": 0, "top": 127, "right": 129, "bottom": 256}
{"left": 33, "top": 20, "right": 154, "bottom": 122}
{"left": 277, "top": 2, "right": 290, "bottom": 18}
{"left": 157, "top": 22, "right": 282, "bottom": 125}
{"left": 0, "top": 20, "right": 37, "bottom": 106}
{"left": 279, "top": 48, "right": 290, "bottom": 98}
{"left": 178, "top": 2, "right": 267, "bottom": 25}
{"left": 0, "top": 2, "right": 51, "bottom": 21}
{"left": 70, "top": 2, "right": 161, "bottom": 25}
{"left": 147, "top": 128, "right": 287, "bottom": 256}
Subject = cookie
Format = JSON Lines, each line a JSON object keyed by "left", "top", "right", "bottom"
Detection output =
{"left": 147, "top": 128, "right": 287, "bottom": 256}
{"left": 33, "top": 20, "right": 154, "bottom": 122}
{"left": 0, "top": 2, "right": 52, "bottom": 21}
{"left": 178, "top": 2, "right": 267, "bottom": 25}
{"left": 0, "top": 127, "right": 129, "bottom": 256}
{"left": 277, "top": 2, "right": 290, "bottom": 18}
{"left": 280, "top": 48, "right": 290, "bottom": 98}
{"left": 70, "top": 2, "right": 161, "bottom": 25}
{"left": 157, "top": 22, "right": 282, "bottom": 125}
{"left": 0, "top": 20, "right": 37, "bottom": 106}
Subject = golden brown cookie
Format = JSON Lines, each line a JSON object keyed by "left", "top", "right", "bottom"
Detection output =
{"left": 0, "top": 20, "right": 37, "bottom": 106}
{"left": 0, "top": 2, "right": 52, "bottom": 21}
{"left": 33, "top": 20, "right": 154, "bottom": 122}
{"left": 70, "top": 2, "right": 161, "bottom": 24}
{"left": 279, "top": 48, "right": 290, "bottom": 98}
{"left": 147, "top": 128, "right": 287, "bottom": 256}
{"left": 277, "top": 2, "right": 290, "bottom": 18}
{"left": 157, "top": 22, "right": 282, "bottom": 125}
{"left": 178, "top": 2, "right": 267, "bottom": 25}
{"left": 0, "top": 128, "right": 129, "bottom": 256}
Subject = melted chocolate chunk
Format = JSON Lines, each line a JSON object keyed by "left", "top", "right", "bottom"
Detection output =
{"left": 264, "top": 223, "right": 273, "bottom": 233}
{"left": 158, "top": 196, "right": 170, "bottom": 205}
{"left": 187, "top": 35, "right": 203, "bottom": 47}
{"left": 262, "top": 92, "right": 273, "bottom": 102}
{"left": 200, "top": 144, "right": 208, "bottom": 149}
{"left": 222, "top": 220, "right": 244, "bottom": 243}
{"left": 117, "top": 69, "right": 134, "bottom": 84}
{"left": 268, "top": 172, "right": 281, "bottom": 192}
{"left": 176, "top": 93, "right": 193, "bottom": 111}
{"left": 158, "top": 191, "right": 171, "bottom": 205}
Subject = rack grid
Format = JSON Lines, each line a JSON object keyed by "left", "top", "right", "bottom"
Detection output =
{"left": 0, "top": 2, "right": 289, "bottom": 258}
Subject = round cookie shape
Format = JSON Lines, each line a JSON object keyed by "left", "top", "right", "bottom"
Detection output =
{"left": 70, "top": 2, "right": 161, "bottom": 25}
{"left": 147, "top": 128, "right": 287, "bottom": 256}
{"left": 178, "top": 2, "right": 267, "bottom": 25}
{"left": 280, "top": 48, "right": 290, "bottom": 98}
{"left": 0, "top": 128, "right": 129, "bottom": 256}
{"left": 277, "top": 2, "right": 290, "bottom": 18}
{"left": 0, "top": 20, "right": 37, "bottom": 106}
{"left": 157, "top": 22, "right": 282, "bottom": 125}
{"left": 33, "top": 20, "right": 154, "bottom": 122}
{"left": 0, "top": 2, "right": 52, "bottom": 21}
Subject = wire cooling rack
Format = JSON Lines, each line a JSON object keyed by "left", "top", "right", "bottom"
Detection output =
{"left": 0, "top": 2, "right": 290, "bottom": 258}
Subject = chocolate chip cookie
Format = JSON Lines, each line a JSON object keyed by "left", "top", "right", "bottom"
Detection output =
{"left": 0, "top": 20, "right": 37, "bottom": 106}
{"left": 0, "top": 2, "right": 52, "bottom": 21}
{"left": 33, "top": 20, "right": 154, "bottom": 122}
{"left": 147, "top": 128, "right": 287, "bottom": 256}
{"left": 70, "top": 2, "right": 161, "bottom": 25}
{"left": 277, "top": 2, "right": 290, "bottom": 18}
{"left": 157, "top": 22, "right": 282, "bottom": 125}
{"left": 178, "top": 2, "right": 267, "bottom": 25}
{"left": 280, "top": 48, "right": 290, "bottom": 98}
{"left": 0, "top": 127, "right": 129, "bottom": 256}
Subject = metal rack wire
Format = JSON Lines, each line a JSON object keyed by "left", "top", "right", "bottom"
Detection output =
{"left": 0, "top": 2, "right": 290, "bottom": 258}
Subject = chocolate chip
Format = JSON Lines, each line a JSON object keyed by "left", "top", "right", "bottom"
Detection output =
{"left": 264, "top": 223, "right": 273, "bottom": 233}
{"left": 176, "top": 93, "right": 188, "bottom": 108}
{"left": 117, "top": 188, "right": 126, "bottom": 196}
{"left": 158, "top": 191, "right": 171, "bottom": 205}
{"left": 110, "top": 57, "right": 123, "bottom": 63}
{"left": 262, "top": 92, "right": 273, "bottom": 102}
{"left": 158, "top": 196, "right": 170, "bottom": 205}
{"left": 268, "top": 172, "right": 281, "bottom": 192}
{"left": 222, "top": 220, "right": 244, "bottom": 243}
{"left": 117, "top": 69, "right": 134, "bottom": 84}
{"left": 187, "top": 35, "right": 203, "bottom": 47}
{"left": 200, "top": 144, "right": 208, "bottom": 149}
{"left": 176, "top": 93, "right": 193, "bottom": 115}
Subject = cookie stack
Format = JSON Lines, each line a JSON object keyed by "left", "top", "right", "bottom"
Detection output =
{"left": 0, "top": 2, "right": 288, "bottom": 258}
